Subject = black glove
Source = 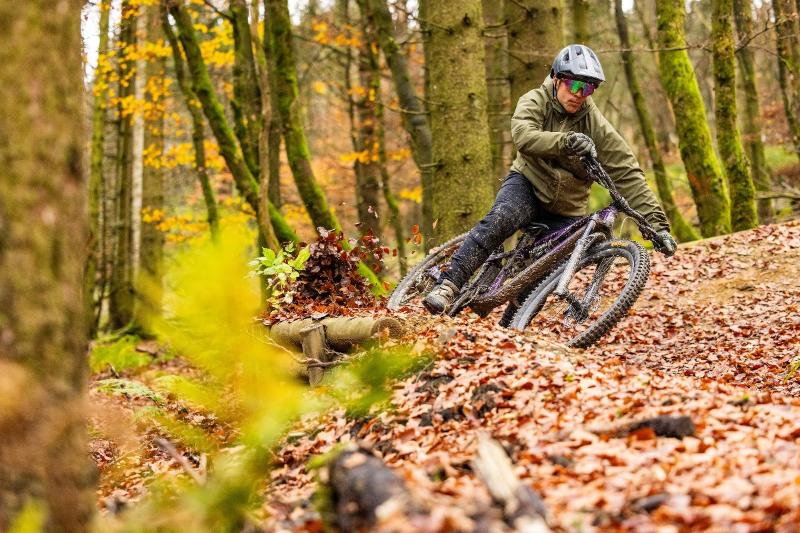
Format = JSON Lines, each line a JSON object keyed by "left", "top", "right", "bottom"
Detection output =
{"left": 565, "top": 132, "right": 597, "bottom": 158}
{"left": 652, "top": 230, "right": 677, "bottom": 257}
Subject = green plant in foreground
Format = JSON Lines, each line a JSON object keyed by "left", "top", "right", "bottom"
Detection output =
{"left": 98, "top": 225, "right": 421, "bottom": 532}
{"left": 249, "top": 242, "right": 311, "bottom": 312}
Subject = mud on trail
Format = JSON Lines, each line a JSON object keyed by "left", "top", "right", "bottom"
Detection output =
{"left": 267, "top": 220, "right": 800, "bottom": 531}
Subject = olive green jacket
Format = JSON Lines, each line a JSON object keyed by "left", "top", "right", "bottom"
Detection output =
{"left": 510, "top": 77, "right": 669, "bottom": 231}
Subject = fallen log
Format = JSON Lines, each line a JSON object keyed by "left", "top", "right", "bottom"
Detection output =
{"left": 472, "top": 433, "right": 551, "bottom": 533}
{"left": 552, "top": 414, "right": 696, "bottom": 442}
{"left": 314, "top": 444, "right": 419, "bottom": 531}
{"left": 269, "top": 316, "right": 404, "bottom": 385}
{"left": 270, "top": 316, "right": 403, "bottom": 352}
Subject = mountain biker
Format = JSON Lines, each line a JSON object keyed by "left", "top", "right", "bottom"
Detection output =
{"left": 423, "top": 44, "right": 677, "bottom": 315}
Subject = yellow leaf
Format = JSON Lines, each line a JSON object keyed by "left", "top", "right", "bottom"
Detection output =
{"left": 312, "top": 81, "right": 327, "bottom": 95}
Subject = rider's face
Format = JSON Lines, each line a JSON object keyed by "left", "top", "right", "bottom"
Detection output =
{"left": 555, "top": 78, "right": 589, "bottom": 114}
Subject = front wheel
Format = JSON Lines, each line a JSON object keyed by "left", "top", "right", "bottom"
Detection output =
{"left": 508, "top": 240, "right": 650, "bottom": 348}
{"left": 387, "top": 233, "right": 467, "bottom": 311}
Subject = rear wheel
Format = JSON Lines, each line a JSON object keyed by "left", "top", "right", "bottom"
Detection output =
{"left": 509, "top": 240, "right": 649, "bottom": 348}
{"left": 387, "top": 233, "right": 467, "bottom": 311}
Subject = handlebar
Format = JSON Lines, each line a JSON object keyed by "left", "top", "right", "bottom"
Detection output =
{"left": 581, "top": 156, "right": 660, "bottom": 242}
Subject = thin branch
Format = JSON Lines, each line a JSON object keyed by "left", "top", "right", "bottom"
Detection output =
{"left": 757, "top": 191, "right": 800, "bottom": 200}
{"left": 154, "top": 437, "right": 206, "bottom": 485}
{"left": 382, "top": 102, "right": 430, "bottom": 116}
{"left": 202, "top": 0, "right": 232, "bottom": 21}
{"left": 735, "top": 17, "right": 787, "bottom": 52}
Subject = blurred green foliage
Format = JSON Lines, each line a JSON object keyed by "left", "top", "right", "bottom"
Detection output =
{"left": 8, "top": 501, "right": 45, "bottom": 533}
{"left": 90, "top": 336, "right": 153, "bottom": 374}
{"left": 97, "top": 225, "right": 423, "bottom": 532}
{"left": 764, "top": 144, "right": 798, "bottom": 172}
{"left": 95, "top": 378, "right": 166, "bottom": 405}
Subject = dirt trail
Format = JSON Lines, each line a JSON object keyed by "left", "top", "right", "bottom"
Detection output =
{"left": 91, "top": 221, "right": 800, "bottom": 531}
{"left": 268, "top": 221, "right": 800, "bottom": 531}
{"left": 596, "top": 220, "right": 800, "bottom": 396}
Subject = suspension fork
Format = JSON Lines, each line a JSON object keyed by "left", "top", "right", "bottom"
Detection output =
{"left": 553, "top": 216, "right": 598, "bottom": 299}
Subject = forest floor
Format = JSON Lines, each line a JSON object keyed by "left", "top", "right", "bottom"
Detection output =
{"left": 91, "top": 219, "right": 800, "bottom": 531}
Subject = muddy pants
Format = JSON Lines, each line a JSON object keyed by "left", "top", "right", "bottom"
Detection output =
{"left": 442, "top": 172, "right": 539, "bottom": 288}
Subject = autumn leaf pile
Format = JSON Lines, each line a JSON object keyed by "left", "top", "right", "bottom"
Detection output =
{"left": 264, "top": 228, "right": 389, "bottom": 324}
{"left": 265, "top": 220, "right": 800, "bottom": 531}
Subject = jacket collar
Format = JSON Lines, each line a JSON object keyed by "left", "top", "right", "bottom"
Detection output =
{"left": 543, "top": 77, "right": 593, "bottom": 121}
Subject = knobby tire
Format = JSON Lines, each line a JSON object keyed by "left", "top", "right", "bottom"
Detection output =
{"left": 509, "top": 240, "right": 650, "bottom": 348}
{"left": 387, "top": 232, "right": 468, "bottom": 311}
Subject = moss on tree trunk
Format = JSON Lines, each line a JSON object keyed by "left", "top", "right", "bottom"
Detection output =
{"left": 772, "top": 0, "right": 800, "bottom": 162}
{"left": 231, "top": 0, "right": 263, "bottom": 177}
{"left": 505, "top": 0, "right": 563, "bottom": 107}
{"left": 266, "top": 0, "right": 341, "bottom": 232}
{"left": 163, "top": 9, "right": 220, "bottom": 239}
{"left": 361, "top": 0, "right": 434, "bottom": 240}
{"left": 712, "top": 0, "right": 758, "bottom": 231}
{"left": 86, "top": 0, "right": 112, "bottom": 336}
{"left": 109, "top": 1, "right": 137, "bottom": 329}
{"left": 734, "top": 0, "right": 774, "bottom": 220}
{"left": 615, "top": 0, "right": 699, "bottom": 242}
{"left": 0, "top": 0, "right": 93, "bottom": 527}
{"left": 425, "top": 0, "right": 495, "bottom": 245}
{"left": 167, "top": 0, "right": 296, "bottom": 244}
{"left": 571, "top": 0, "right": 590, "bottom": 43}
{"left": 657, "top": 0, "right": 731, "bottom": 236}
{"left": 138, "top": 5, "right": 166, "bottom": 329}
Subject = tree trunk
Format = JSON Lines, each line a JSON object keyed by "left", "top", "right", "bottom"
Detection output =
{"left": 712, "top": 0, "right": 758, "bottom": 231}
{"left": 166, "top": 0, "right": 297, "bottom": 244}
{"left": 109, "top": 0, "right": 137, "bottom": 329}
{"left": 0, "top": 0, "right": 93, "bottom": 528}
{"left": 482, "top": 0, "right": 512, "bottom": 185}
{"left": 87, "top": 0, "right": 112, "bottom": 336}
{"left": 251, "top": 1, "right": 283, "bottom": 212}
{"left": 162, "top": 9, "right": 220, "bottom": 239}
{"left": 733, "top": 0, "right": 774, "bottom": 220}
{"left": 341, "top": 0, "right": 383, "bottom": 239}
{"left": 249, "top": 4, "right": 281, "bottom": 254}
{"left": 425, "top": 0, "right": 495, "bottom": 245}
{"left": 231, "top": 0, "right": 262, "bottom": 177}
{"left": 571, "top": 0, "right": 590, "bottom": 43}
{"left": 361, "top": 0, "right": 434, "bottom": 239}
{"left": 505, "top": 0, "right": 563, "bottom": 108}
{"left": 772, "top": 0, "right": 800, "bottom": 161}
{"left": 132, "top": 14, "right": 146, "bottom": 286}
{"left": 614, "top": 0, "right": 699, "bottom": 242}
{"left": 266, "top": 0, "right": 341, "bottom": 232}
{"left": 657, "top": 0, "right": 732, "bottom": 236}
{"left": 138, "top": 5, "right": 167, "bottom": 329}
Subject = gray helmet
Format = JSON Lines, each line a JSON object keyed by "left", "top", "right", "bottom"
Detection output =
{"left": 550, "top": 44, "right": 605, "bottom": 84}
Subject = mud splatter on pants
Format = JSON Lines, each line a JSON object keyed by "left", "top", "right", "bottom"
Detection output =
{"left": 442, "top": 172, "right": 539, "bottom": 288}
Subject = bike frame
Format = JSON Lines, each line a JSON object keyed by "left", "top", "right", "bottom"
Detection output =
{"left": 459, "top": 206, "right": 615, "bottom": 316}
{"left": 456, "top": 156, "right": 661, "bottom": 317}
{"left": 443, "top": 156, "right": 661, "bottom": 318}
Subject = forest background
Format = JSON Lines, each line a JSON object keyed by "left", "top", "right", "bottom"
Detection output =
{"left": 2, "top": 0, "right": 800, "bottom": 529}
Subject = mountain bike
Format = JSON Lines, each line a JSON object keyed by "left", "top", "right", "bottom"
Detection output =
{"left": 387, "top": 156, "right": 664, "bottom": 348}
